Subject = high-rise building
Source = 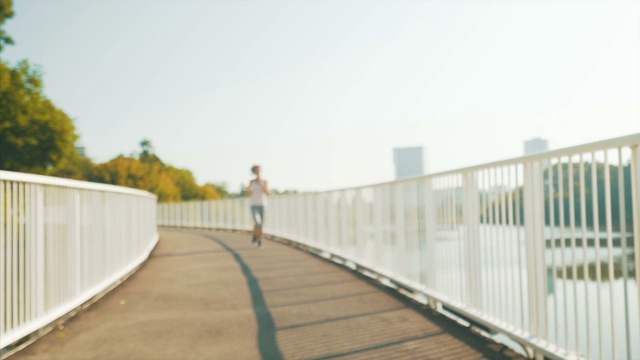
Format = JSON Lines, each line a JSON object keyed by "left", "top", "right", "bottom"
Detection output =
{"left": 524, "top": 137, "right": 550, "bottom": 169}
{"left": 76, "top": 146, "right": 86, "bottom": 158}
{"left": 524, "top": 137, "right": 549, "bottom": 155}
{"left": 393, "top": 147, "right": 425, "bottom": 180}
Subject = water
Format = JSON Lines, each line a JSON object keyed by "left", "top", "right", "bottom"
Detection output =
{"left": 320, "top": 223, "right": 637, "bottom": 358}
{"left": 429, "top": 225, "right": 639, "bottom": 359}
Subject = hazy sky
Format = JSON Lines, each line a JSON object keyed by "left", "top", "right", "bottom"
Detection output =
{"left": 3, "top": 0, "right": 640, "bottom": 192}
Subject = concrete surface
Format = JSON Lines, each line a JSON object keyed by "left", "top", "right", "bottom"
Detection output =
{"left": 9, "top": 229, "right": 524, "bottom": 360}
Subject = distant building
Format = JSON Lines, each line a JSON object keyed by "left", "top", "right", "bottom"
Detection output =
{"left": 393, "top": 147, "right": 426, "bottom": 180}
{"left": 76, "top": 146, "right": 86, "bottom": 158}
{"left": 524, "top": 137, "right": 549, "bottom": 169}
{"left": 524, "top": 137, "right": 549, "bottom": 155}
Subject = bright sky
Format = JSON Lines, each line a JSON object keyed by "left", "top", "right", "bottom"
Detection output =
{"left": 3, "top": 0, "right": 640, "bottom": 192}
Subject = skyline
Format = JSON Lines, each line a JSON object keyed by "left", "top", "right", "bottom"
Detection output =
{"left": 3, "top": 1, "right": 640, "bottom": 192}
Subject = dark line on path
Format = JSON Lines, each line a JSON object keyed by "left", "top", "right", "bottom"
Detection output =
{"left": 151, "top": 249, "right": 230, "bottom": 258}
{"left": 258, "top": 270, "right": 344, "bottom": 280}
{"left": 246, "top": 259, "right": 324, "bottom": 272}
{"left": 239, "top": 258, "right": 317, "bottom": 268}
{"left": 264, "top": 279, "right": 360, "bottom": 293}
{"left": 203, "top": 234, "right": 282, "bottom": 360}
{"left": 270, "top": 291, "right": 379, "bottom": 309}
{"left": 277, "top": 307, "right": 405, "bottom": 331}
{"left": 311, "top": 331, "right": 445, "bottom": 359}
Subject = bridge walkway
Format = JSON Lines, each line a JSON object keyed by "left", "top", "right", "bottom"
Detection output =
{"left": 10, "top": 229, "right": 523, "bottom": 360}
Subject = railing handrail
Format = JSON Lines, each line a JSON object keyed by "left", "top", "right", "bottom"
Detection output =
{"left": 1, "top": 172, "right": 159, "bottom": 352}
{"left": 0, "top": 170, "right": 157, "bottom": 199}
{"left": 158, "top": 132, "right": 640, "bottom": 359}
{"left": 280, "top": 132, "right": 640, "bottom": 196}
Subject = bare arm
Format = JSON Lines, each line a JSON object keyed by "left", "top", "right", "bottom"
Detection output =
{"left": 247, "top": 181, "right": 254, "bottom": 195}
{"left": 262, "top": 180, "right": 270, "bottom": 195}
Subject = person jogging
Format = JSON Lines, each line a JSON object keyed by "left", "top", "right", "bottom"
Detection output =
{"left": 247, "top": 164, "right": 270, "bottom": 247}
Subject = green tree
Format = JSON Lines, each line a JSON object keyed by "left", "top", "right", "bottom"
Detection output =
{"left": 90, "top": 140, "right": 227, "bottom": 202}
{"left": 49, "top": 150, "right": 95, "bottom": 180}
{"left": 211, "top": 182, "right": 230, "bottom": 198}
{"left": 0, "top": 61, "right": 79, "bottom": 173}
{"left": 92, "top": 156, "right": 183, "bottom": 202}
{"left": 166, "top": 166, "right": 201, "bottom": 200}
{"left": 0, "top": 0, "right": 14, "bottom": 53}
{"left": 198, "top": 183, "right": 222, "bottom": 200}
{"left": 138, "top": 138, "right": 161, "bottom": 164}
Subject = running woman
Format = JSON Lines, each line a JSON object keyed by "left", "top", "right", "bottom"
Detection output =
{"left": 247, "top": 165, "right": 270, "bottom": 247}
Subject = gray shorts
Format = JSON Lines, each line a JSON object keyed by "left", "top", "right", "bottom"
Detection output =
{"left": 251, "top": 205, "right": 265, "bottom": 228}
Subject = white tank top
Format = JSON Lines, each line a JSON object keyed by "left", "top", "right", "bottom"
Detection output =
{"left": 250, "top": 180, "right": 268, "bottom": 206}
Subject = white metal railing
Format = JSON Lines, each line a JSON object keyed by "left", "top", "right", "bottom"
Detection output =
{"left": 0, "top": 171, "right": 158, "bottom": 350}
{"left": 158, "top": 133, "right": 640, "bottom": 360}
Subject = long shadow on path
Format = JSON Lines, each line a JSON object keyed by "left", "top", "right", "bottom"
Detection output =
{"left": 195, "top": 229, "right": 524, "bottom": 360}
{"left": 202, "top": 233, "right": 283, "bottom": 360}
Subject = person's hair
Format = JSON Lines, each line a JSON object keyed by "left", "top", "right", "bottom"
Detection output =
{"left": 251, "top": 165, "right": 260, "bottom": 175}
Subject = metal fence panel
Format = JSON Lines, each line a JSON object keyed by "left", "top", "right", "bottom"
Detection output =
{"left": 157, "top": 133, "right": 640, "bottom": 360}
{"left": 0, "top": 171, "right": 158, "bottom": 349}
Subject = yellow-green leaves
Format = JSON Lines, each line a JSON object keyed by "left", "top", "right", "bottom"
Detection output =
{"left": 0, "top": 0, "right": 15, "bottom": 53}
{"left": 0, "top": 60, "right": 79, "bottom": 173}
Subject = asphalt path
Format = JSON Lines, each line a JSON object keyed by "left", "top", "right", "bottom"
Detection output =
{"left": 10, "top": 229, "right": 523, "bottom": 360}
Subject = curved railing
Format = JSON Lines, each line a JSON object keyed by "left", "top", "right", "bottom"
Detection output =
{"left": 0, "top": 171, "right": 158, "bottom": 350}
{"left": 158, "top": 133, "right": 640, "bottom": 360}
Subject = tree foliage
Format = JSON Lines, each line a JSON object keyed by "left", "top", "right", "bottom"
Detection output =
{"left": 91, "top": 140, "right": 224, "bottom": 202}
{"left": 199, "top": 183, "right": 222, "bottom": 200}
{"left": 48, "top": 149, "right": 95, "bottom": 180}
{"left": 480, "top": 162, "right": 634, "bottom": 230}
{"left": 542, "top": 162, "right": 634, "bottom": 229}
{"left": 0, "top": 60, "right": 79, "bottom": 173}
{"left": 92, "top": 155, "right": 182, "bottom": 202}
{"left": 0, "top": 0, "right": 14, "bottom": 53}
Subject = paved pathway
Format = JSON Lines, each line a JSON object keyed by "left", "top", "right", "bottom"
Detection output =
{"left": 11, "top": 229, "right": 523, "bottom": 360}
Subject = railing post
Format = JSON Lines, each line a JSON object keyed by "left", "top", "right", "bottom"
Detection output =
{"left": 211, "top": 201, "right": 216, "bottom": 228}
{"left": 423, "top": 178, "right": 437, "bottom": 291}
{"left": 233, "top": 199, "right": 238, "bottom": 230}
{"left": 174, "top": 203, "right": 178, "bottom": 227}
{"left": 373, "top": 187, "right": 384, "bottom": 272}
{"left": 191, "top": 201, "right": 196, "bottom": 228}
{"left": 463, "top": 171, "right": 482, "bottom": 310}
{"left": 315, "top": 195, "right": 324, "bottom": 249}
{"left": 0, "top": 180, "right": 5, "bottom": 336}
{"left": 631, "top": 145, "right": 640, "bottom": 336}
{"left": 523, "top": 160, "right": 548, "bottom": 357}
{"left": 35, "top": 185, "right": 45, "bottom": 319}
{"left": 354, "top": 189, "right": 365, "bottom": 265}
{"left": 202, "top": 200, "right": 208, "bottom": 228}
{"left": 224, "top": 199, "right": 233, "bottom": 230}
{"left": 74, "top": 191, "right": 82, "bottom": 296}
{"left": 163, "top": 203, "right": 167, "bottom": 226}
{"left": 339, "top": 192, "right": 348, "bottom": 258}
{"left": 395, "top": 183, "right": 406, "bottom": 279}
{"left": 298, "top": 196, "right": 304, "bottom": 243}
{"left": 307, "top": 194, "right": 315, "bottom": 246}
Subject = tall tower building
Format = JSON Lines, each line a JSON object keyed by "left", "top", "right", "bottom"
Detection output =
{"left": 76, "top": 146, "right": 86, "bottom": 158}
{"left": 393, "top": 147, "right": 426, "bottom": 180}
{"left": 524, "top": 137, "right": 550, "bottom": 169}
{"left": 524, "top": 137, "right": 549, "bottom": 155}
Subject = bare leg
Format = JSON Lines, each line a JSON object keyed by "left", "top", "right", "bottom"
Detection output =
{"left": 252, "top": 226, "right": 259, "bottom": 244}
